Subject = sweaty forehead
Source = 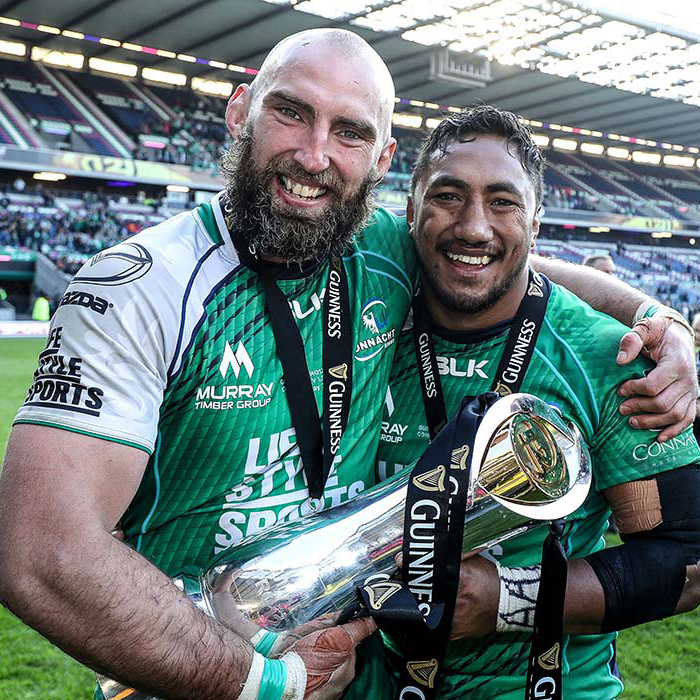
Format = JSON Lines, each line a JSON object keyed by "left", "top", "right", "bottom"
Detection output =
{"left": 424, "top": 136, "right": 534, "bottom": 196}
{"left": 260, "top": 42, "right": 388, "bottom": 122}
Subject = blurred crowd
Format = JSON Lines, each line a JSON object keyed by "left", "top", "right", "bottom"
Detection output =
{"left": 0, "top": 190, "right": 147, "bottom": 275}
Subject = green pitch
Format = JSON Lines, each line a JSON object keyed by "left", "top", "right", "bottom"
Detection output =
{"left": 0, "top": 338, "right": 698, "bottom": 699}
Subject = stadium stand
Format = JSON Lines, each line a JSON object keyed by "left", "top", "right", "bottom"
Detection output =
{"left": 2, "top": 56, "right": 700, "bottom": 322}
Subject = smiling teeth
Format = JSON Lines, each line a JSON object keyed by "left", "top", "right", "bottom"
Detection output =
{"left": 281, "top": 176, "right": 327, "bottom": 199}
{"left": 446, "top": 252, "right": 492, "bottom": 265}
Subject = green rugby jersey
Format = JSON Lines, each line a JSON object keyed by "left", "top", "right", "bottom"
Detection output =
{"left": 15, "top": 193, "right": 417, "bottom": 577}
{"left": 377, "top": 281, "right": 700, "bottom": 700}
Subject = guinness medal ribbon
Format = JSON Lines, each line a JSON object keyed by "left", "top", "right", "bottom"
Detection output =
{"left": 401, "top": 268, "right": 568, "bottom": 699}
{"left": 526, "top": 521, "right": 567, "bottom": 700}
{"left": 358, "top": 393, "right": 499, "bottom": 700}
{"left": 220, "top": 195, "right": 352, "bottom": 500}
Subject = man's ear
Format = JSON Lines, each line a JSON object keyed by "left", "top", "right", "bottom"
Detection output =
{"left": 407, "top": 195, "right": 415, "bottom": 231}
{"left": 530, "top": 208, "right": 541, "bottom": 250}
{"left": 225, "top": 84, "right": 251, "bottom": 139}
{"left": 376, "top": 137, "right": 397, "bottom": 179}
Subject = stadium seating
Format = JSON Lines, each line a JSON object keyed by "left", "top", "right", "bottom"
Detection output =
{"left": 2, "top": 59, "right": 700, "bottom": 321}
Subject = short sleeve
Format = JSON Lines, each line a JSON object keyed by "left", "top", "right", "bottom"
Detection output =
{"left": 14, "top": 238, "right": 182, "bottom": 453}
{"left": 591, "top": 353, "right": 700, "bottom": 491}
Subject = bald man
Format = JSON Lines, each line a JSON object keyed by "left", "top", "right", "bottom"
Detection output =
{"left": 0, "top": 28, "right": 696, "bottom": 700}
{"left": 0, "top": 29, "right": 401, "bottom": 700}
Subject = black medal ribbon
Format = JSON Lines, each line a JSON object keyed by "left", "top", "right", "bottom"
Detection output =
{"left": 411, "top": 285, "right": 448, "bottom": 440}
{"left": 220, "top": 196, "right": 352, "bottom": 500}
{"left": 526, "top": 520, "right": 568, "bottom": 700}
{"left": 358, "top": 393, "right": 499, "bottom": 700}
{"left": 366, "top": 268, "right": 566, "bottom": 699}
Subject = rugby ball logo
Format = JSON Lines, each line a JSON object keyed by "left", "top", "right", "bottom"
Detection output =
{"left": 74, "top": 242, "right": 153, "bottom": 286}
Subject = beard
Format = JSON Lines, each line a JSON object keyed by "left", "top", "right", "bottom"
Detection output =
{"left": 420, "top": 241, "right": 531, "bottom": 317}
{"left": 220, "top": 123, "right": 377, "bottom": 264}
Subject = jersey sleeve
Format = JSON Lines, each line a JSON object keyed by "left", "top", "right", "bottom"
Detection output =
{"left": 13, "top": 237, "right": 183, "bottom": 453}
{"left": 588, "top": 329, "right": 700, "bottom": 491}
{"left": 357, "top": 207, "right": 419, "bottom": 292}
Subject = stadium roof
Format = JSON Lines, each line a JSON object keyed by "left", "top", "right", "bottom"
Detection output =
{"left": 2, "top": 0, "right": 700, "bottom": 147}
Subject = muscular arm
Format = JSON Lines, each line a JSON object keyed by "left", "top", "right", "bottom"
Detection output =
{"left": 450, "top": 472, "right": 700, "bottom": 639}
{"left": 531, "top": 254, "right": 698, "bottom": 441}
{"left": 530, "top": 254, "right": 651, "bottom": 325}
{"left": 0, "top": 424, "right": 254, "bottom": 699}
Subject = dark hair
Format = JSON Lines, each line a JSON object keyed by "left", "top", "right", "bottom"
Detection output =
{"left": 582, "top": 253, "right": 614, "bottom": 267}
{"left": 411, "top": 105, "right": 544, "bottom": 206}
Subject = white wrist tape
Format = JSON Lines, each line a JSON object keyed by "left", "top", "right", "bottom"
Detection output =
{"left": 633, "top": 301, "right": 694, "bottom": 341}
{"left": 239, "top": 651, "right": 266, "bottom": 700}
{"left": 280, "top": 651, "right": 307, "bottom": 700}
{"left": 495, "top": 564, "right": 541, "bottom": 633}
{"left": 238, "top": 650, "right": 307, "bottom": 700}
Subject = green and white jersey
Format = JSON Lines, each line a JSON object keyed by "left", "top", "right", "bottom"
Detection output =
{"left": 377, "top": 282, "right": 700, "bottom": 700}
{"left": 15, "top": 193, "right": 417, "bottom": 579}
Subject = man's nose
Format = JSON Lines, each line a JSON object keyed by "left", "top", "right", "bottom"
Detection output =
{"left": 293, "top": 126, "right": 331, "bottom": 174}
{"left": 454, "top": 201, "right": 493, "bottom": 242}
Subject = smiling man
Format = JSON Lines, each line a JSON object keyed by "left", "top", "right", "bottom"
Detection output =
{"left": 0, "top": 29, "right": 696, "bottom": 700}
{"left": 377, "top": 106, "right": 700, "bottom": 699}
{"left": 0, "top": 29, "right": 407, "bottom": 700}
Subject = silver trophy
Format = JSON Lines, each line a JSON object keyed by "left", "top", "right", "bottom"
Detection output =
{"left": 99, "top": 393, "right": 591, "bottom": 699}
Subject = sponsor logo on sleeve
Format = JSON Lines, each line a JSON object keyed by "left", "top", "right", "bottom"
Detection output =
{"left": 23, "top": 326, "right": 104, "bottom": 416}
{"left": 58, "top": 290, "right": 113, "bottom": 315}
{"left": 73, "top": 242, "right": 152, "bottom": 286}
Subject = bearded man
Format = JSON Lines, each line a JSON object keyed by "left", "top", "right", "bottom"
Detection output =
{"left": 0, "top": 28, "right": 696, "bottom": 700}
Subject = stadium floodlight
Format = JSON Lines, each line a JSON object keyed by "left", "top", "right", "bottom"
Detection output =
{"left": 208, "top": 60, "right": 227, "bottom": 70}
{"left": 99, "top": 37, "right": 121, "bottom": 47}
{"left": 192, "top": 77, "right": 233, "bottom": 97}
{"left": 651, "top": 231, "right": 673, "bottom": 238}
{"left": 259, "top": 1, "right": 700, "bottom": 107}
{"left": 166, "top": 185, "right": 190, "bottom": 193}
{"left": 532, "top": 134, "right": 550, "bottom": 147}
{"left": 632, "top": 151, "right": 662, "bottom": 165}
{"left": 607, "top": 147, "right": 630, "bottom": 159}
{"left": 37, "top": 25, "right": 60, "bottom": 34}
{"left": 0, "top": 16, "right": 20, "bottom": 26}
{"left": 177, "top": 54, "right": 197, "bottom": 63}
{"left": 62, "top": 30, "right": 84, "bottom": 40}
{"left": 552, "top": 138, "right": 577, "bottom": 151}
{"left": 121, "top": 43, "right": 142, "bottom": 52}
{"left": 663, "top": 154, "right": 694, "bottom": 167}
{"left": 424, "top": 117, "right": 443, "bottom": 130}
{"left": 89, "top": 57, "right": 138, "bottom": 78}
{"left": 581, "top": 143, "right": 604, "bottom": 155}
{"left": 142, "top": 67, "right": 187, "bottom": 86}
{"left": 0, "top": 39, "right": 25, "bottom": 57}
{"left": 31, "top": 47, "right": 84, "bottom": 70}
{"left": 228, "top": 64, "right": 247, "bottom": 73}
{"left": 33, "top": 172, "right": 66, "bottom": 181}
{"left": 392, "top": 113, "right": 423, "bottom": 129}
{"left": 157, "top": 49, "right": 176, "bottom": 58}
